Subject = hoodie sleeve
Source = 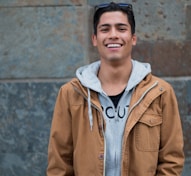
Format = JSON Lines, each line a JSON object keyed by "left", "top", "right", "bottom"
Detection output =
{"left": 47, "top": 85, "right": 74, "bottom": 176}
{"left": 157, "top": 84, "right": 184, "bottom": 175}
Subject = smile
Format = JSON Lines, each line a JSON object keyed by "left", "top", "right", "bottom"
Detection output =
{"left": 106, "top": 43, "right": 122, "bottom": 48}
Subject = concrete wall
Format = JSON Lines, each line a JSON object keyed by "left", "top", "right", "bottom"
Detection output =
{"left": 0, "top": 0, "right": 190, "bottom": 175}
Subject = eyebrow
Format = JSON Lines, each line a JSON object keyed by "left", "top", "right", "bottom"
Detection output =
{"left": 98, "top": 23, "right": 129, "bottom": 28}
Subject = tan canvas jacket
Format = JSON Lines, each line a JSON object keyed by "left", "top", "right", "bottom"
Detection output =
{"left": 47, "top": 73, "right": 184, "bottom": 176}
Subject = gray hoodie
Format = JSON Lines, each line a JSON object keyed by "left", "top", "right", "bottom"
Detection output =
{"left": 76, "top": 60, "right": 151, "bottom": 176}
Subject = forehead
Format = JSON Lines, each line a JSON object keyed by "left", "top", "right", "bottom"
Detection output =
{"left": 98, "top": 11, "right": 129, "bottom": 26}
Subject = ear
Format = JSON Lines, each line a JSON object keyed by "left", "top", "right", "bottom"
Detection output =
{"left": 132, "top": 34, "right": 137, "bottom": 46}
{"left": 92, "top": 34, "right": 97, "bottom": 47}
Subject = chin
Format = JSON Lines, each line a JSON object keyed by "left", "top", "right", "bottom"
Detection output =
{"left": 108, "top": 57, "right": 121, "bottom": 61}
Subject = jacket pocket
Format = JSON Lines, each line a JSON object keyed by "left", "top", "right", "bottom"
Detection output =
{"left": 135, "top": 114, "right": 162, "bottom": 152}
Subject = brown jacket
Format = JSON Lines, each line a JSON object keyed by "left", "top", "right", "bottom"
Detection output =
{"left": 47, "top": 74, "right": 184, "bottom": 176}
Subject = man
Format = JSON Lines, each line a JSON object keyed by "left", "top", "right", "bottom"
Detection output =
{"left": 47, "top": 2, "right": 184, "bottom": 176}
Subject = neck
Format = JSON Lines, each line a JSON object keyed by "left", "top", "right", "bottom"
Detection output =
{"left": 98, "top": 59, "right": 132, "bottom": 95}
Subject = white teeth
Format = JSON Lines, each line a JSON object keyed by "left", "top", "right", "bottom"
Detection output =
{"left": 107, "top": 44, "right": 121, "bottom": 48}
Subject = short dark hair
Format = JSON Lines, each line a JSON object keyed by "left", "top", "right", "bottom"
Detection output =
{"left": 93, "top": 2, "right": 135, "bottom": 35}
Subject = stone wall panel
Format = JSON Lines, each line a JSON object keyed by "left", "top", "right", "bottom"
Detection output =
{"left": 0, "top": 0, "right": 85, "bottom": 7}
{"left": 0, "top": 81, "right": 63, "bottom": 175}
{"left": 0, "top": 6, "right": 86, "bottom": 79}
{"left": 132, "top": 40, "right": 191, "bottom": 77}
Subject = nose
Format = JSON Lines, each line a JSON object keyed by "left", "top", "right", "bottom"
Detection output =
{"left": 109, "top": 28, "right": 118, "bottom": 39}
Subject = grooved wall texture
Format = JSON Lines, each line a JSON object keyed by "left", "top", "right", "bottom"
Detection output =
{"left": 0, "top": 0, "right": 191, "bottom": 175}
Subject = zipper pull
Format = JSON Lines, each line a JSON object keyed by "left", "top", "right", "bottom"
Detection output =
{"left": 115, "top": 108, "right": 119, "bottom": 122}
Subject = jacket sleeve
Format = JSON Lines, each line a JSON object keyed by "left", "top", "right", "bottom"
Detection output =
{"left": 157, "top": 85, "right": 184, "bottom": 175}
{"left": 47, "top": 85, "right": 74, "bottom": 176}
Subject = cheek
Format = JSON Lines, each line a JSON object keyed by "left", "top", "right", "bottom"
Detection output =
{"left": 93, "top": 33, "right": 107, "bottom": 45}
{"left": 93, "top": 38, "right": 103, "bottom": 47}
{"left": 125, "top": 37, "right": 136, "bottom": 46}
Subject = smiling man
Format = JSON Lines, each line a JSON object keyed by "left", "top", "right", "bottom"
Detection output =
{"left": 47, "top": 2, "right": 184, "bottom": 176}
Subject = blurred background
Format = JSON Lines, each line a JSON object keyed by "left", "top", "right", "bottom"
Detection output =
{"left": 0, "top": 0, "right": 190, "bottom": 175}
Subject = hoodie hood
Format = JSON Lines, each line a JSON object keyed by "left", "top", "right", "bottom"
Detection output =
{"left": 76, "top": 61, "right": 103, "bottom": 93}
{"left": 76, "top": 60, "right": 151, "bottom": 130}
{"left": 76, "top": 60, "right": 151, "bottom": 92}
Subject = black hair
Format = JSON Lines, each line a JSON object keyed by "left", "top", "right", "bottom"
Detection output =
{"left": 93, "top": 2, "right": 135, "bottom": 35}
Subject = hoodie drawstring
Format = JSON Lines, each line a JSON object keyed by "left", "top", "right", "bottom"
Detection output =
{"left": 87, "top": 88, "right": 93, "bottom": 131}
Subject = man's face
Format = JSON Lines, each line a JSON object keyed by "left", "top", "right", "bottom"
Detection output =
{"left": 92, "top": 11, "right": 137, "bottom": 63}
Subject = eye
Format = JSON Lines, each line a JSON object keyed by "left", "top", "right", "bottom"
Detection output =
{"left": 119, "top": 27, "right": 127, "bottom": 32}
{"left": 100, "top": 27, "right": 109, "bottom": 32}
